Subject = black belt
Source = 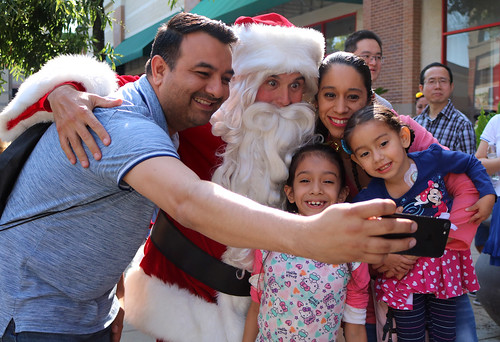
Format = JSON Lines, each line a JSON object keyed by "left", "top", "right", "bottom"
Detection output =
{"left": 150, "top": 210, "right": 251, "bottom": 296}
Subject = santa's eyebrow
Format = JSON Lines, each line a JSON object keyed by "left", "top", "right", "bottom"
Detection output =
{"left": 267, "top": 75, "right": 305, "bottom": 82}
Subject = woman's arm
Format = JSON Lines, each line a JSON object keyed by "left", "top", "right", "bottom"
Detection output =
{"left": 400, "top": 114, "right": 493, "bottom": 249}
{"left": 399, "top": 115, "right": 439, "bottom": 152}
{"left": 445, "top": 173, "right": 482, "bottom": 250}
{"left": 436, "top": 146, "right": 496, "bottom": 226}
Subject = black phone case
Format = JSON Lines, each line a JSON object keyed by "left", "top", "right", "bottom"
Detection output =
{"left": 381, "top": 213, "right": 451, "bottom": 258}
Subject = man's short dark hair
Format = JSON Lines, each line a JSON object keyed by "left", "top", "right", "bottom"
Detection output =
{"left": 145, "top": 12, "right": 237, "bottom": 75}
{"left": 344, "top": 30, "right": 383, "bottom": 54}
{"left": 419, "top": 62, "right": 453, "bottom": 85}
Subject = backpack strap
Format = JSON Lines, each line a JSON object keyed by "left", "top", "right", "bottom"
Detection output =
{"left": 0, "top": 122, "right": 51, "bottom": 216}
{"left": 150, "top": 210, "right": 251, "bottom": 296}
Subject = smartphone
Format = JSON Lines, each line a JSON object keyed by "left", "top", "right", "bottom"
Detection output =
{"left": 381, "top": 213, "right": 451, "bottom": 258}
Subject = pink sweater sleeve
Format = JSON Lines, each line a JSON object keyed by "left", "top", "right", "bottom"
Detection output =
{"left": 400, "top": 114, "right": 479, "bottom": 250}
{"left": 399, "top": 115, "right": 438, "bottom": 152}
{"left": 443, "top": 174, "right": 479, "bottom": 250}
{"left": 346, "top": 262, "right": 370, "bottom": 309}
{"left": 250, "top": 249, "right": 264, "bottom": 303}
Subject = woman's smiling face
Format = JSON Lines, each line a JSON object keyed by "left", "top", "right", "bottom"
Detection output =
{"left": 317, "top": 64, "right": 369, "bottom": 139}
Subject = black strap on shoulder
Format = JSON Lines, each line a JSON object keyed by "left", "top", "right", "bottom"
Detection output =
{"left": 150, "top": 210, "right": 251, "bottom": 297}
{"left": 0, "top": 122, "right": 51, "bottom": 216}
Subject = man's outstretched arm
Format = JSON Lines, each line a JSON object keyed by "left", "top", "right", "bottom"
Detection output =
{"left": 124, "top": 156, "right": 417, "bottom": 265}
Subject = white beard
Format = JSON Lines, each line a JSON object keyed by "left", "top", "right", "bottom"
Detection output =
{"left": 212, "top": 101, "right": 317, "bottom": 209}
{"left": 212, "top": 100, "right": 317, "bottom": 269}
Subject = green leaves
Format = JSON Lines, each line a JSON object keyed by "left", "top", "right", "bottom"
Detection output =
{"left": 475, "top": 106, "right": 499, "bottom": 147}
{"left": 0, "top": 0, "right": 116, "bottom": 88}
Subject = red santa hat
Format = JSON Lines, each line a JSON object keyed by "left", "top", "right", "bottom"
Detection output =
{"left": 234, "top": 12, "right": 295, "bottom": 27}
{"left": 230, "top": 13, "right": 325, "bottom": 99}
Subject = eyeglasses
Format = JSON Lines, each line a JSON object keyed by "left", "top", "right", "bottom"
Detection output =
{"left": 424, "top": 77, "right": 450, "bottom": 86}
{"left": 359, "top": 54, "right": 385, "bottom": 64}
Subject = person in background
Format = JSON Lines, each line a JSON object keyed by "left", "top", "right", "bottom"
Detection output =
{"left": 415, "top": 91, "right": 428, "bottom": 117}
{"left": 469, "top": 114, "right": 492, "bottom": 256}
{"left": 243, "top": 143, "right": 369, "bottom": 342}
{"left": 476, "top": 113, "right": 500, "bottom": 265}
{"left": 414, "top": 62, "right": 476, "bottom": 155}
{"left": 345, "top": 29, "right": 392, "bottom": 109}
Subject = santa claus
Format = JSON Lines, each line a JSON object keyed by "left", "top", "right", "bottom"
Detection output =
{"left": 0, "top": 13, "right": 325, "bottom": 342}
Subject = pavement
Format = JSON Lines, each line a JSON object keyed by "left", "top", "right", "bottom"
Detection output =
{"left": 120, "top": 243, "right": 500, "bottom": 342}
{"left": 121, "top": 322, "right": 154, "bottom": 342}
{"left": 474, "top": 296, "right": 500, "bottom": 341}
{"left": 470, "top": 245, "right": 500, "bottom": 341}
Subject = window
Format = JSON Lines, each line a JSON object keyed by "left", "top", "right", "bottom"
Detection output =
{"left": 309, "top": 14, "right": 356, "bottom": 55}
{"left": 445, "top": 0, "right": 500, "bottom": 114}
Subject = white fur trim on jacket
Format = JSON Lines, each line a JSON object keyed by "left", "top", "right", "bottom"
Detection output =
{"left": 0, "top": 54, "right": 117, "bottom": 142}
{"left": 232, "top": 23, "right": 325, "bottom": 99}
{"left": 124, "top": 265, "right": 251, "bottom": 342}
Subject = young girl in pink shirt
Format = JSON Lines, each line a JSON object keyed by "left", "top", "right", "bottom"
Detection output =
{"left": 243, "top": 143, "right": 370, "bottom": 342}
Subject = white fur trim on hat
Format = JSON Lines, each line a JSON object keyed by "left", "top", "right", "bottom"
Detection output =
{"left": 232, "top": 23, "right": 325, "bottom": 98}
{"left": 0, "top": 54, "right": 117, "bottom": 142}
{"left": 124, "top": 266, "right": 250, "bottom": 342}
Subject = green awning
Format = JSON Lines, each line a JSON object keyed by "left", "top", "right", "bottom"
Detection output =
{"left": 113, "top": 12, "right": 180, "bottom": 66}
{"left": 190, "top": 0, "right": 291, "bottom": 24}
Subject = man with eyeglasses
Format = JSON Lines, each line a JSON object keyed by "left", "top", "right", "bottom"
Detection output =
{"left": 415, "top": 62, "right": 476, "bottom": 154}
{"left": 413, "top": 62, "right": 480, "bottom": 342}
{"left": 344, "top": 29, "right": 392, "bottom": 109}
